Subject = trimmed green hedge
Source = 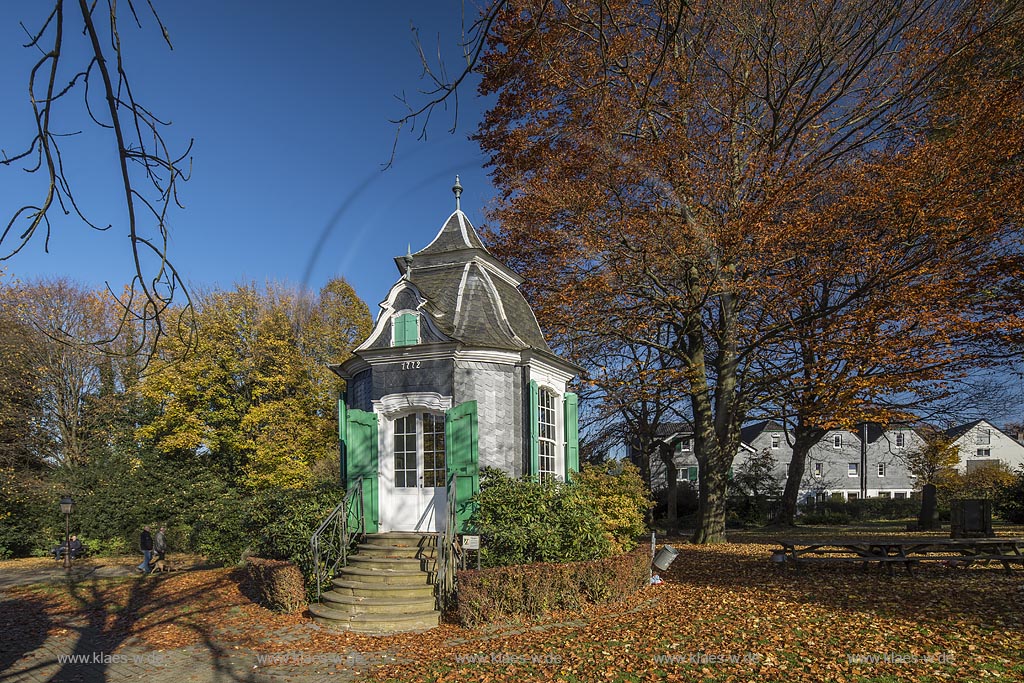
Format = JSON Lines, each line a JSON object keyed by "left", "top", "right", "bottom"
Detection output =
{"left": 452, "top": 546, "right": 650, "bottom": 627}
{"left": 244, "top": 557, "right": 306, "bottom": 613}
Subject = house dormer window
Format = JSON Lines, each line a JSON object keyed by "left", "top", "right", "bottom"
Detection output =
{"left": 392, "top": 312, "right": 419, "bottom": 347}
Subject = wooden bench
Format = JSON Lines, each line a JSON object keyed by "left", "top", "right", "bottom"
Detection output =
{"left": 776, "top": 538, "right": 1024, "bottom": 575}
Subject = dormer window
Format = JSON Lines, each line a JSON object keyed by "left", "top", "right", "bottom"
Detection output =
{"left": 392, "top": 312, "right": 419, "bottom": 347}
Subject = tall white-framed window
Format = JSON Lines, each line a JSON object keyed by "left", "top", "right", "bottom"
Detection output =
{"left": 813, "top": 462, "right": 824, "bottom": 478}
{"left": 833, "top": 434, "right": 843, "bottom": 449}
{"left": 676, "top": 437, "right": 692, "bottom": 453}
{"left": 848, "top": 462, "right": 858, "bottom": 477}
{"left": 771, "top": 433, "right": 781, "bottom": 449}
{"left": 392, "top": 412, "right": 446, "bottom": 488}
{"left": 878, "top": 462, "right": 886, "bottom": 477}
{"left": 537, "top": 388, "right": 557, "bottom": 481}
{"left": 895, "top": 432, "right": 905, "bottom": 448}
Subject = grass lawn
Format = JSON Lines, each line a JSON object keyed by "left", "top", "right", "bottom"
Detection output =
{"left": 2, "top": 524, "right": 1022, "bottom": 682}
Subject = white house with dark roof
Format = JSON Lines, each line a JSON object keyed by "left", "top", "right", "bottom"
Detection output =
{"left": 330, "top": 178, "right": 580, "bottom": 534}
{"left": 945, "top": 419, "right": 1024, "bottom": 474}
{"left": 635, "top": 416, "right": 1024, "bottom": 504}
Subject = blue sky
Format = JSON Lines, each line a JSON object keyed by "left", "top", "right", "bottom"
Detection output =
{"left": 0, "top": 1, "right": 495, "bottom": 311}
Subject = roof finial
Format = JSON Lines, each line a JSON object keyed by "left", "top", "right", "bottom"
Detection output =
{"left": 453, "top": 175, "right": 463, "bottom": 211}
{"left": 401, "top": 244, "right": 413, "bottom": 279}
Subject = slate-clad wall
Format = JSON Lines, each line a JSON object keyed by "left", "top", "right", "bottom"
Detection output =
{"left": 347, "top": 370, "right": 373, "bottom": 412}
{"left": 454, "top": 361, "right": 522, "bottom": 476}
{"left": 371, "top": 359, "right": 454, "bottom": 400}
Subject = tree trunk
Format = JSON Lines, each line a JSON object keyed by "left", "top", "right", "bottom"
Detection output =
{"left": 779, "top": 426, "right": 826, "bottom": 526}
{"left": 692, "top": 459, "right": 729, "bottom": 543}
{"left": 659, "top": 442, "right": 679, "bottom": 533}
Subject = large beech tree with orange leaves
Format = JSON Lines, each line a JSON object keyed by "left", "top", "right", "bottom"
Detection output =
{"left": 472, "top": 0, "right": 1024, "bottom": 542}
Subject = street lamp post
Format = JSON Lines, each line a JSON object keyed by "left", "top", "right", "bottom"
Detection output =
{"left": 59, "top": 496, "right": 74, "bottom": 570}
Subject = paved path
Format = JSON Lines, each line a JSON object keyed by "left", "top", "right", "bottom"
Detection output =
{"left": 0, "top": 560, "right": 402, "bottom": 683}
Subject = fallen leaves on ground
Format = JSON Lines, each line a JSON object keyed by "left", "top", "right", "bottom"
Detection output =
{"left": 3, "top": 538, "right": 1023, "bottom": 682}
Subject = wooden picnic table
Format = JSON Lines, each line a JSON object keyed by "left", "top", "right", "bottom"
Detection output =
{"left": 776, "top": 537, "right": 1024, "bottom": 574}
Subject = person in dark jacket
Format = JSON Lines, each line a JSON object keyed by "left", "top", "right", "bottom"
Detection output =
{"left": 137, "top": 526, "right": 154, "bottom": 573}
{"left": 67, "top": 535, "right": 83, "bottom": 560}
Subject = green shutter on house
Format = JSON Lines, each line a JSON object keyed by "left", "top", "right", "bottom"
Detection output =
{"left": 564, "top": 392, "right": 579, "bottom": 476}
{"left": 687, "top": 466, "right": 698, "bottom": 482}
{"left": 529, "top": 380, "right": 539, "bottom": 478}
{"left": 345, "top": 409, "right": 379, "bottom": 534}
{"left": 338, "top": 395, "right": 348, "bottom": 485}
{"left": 445, "top": 401, "right": 479, "bottom": 533}
{"left": 393, "top": 312, "right": 418, "bottom": 346}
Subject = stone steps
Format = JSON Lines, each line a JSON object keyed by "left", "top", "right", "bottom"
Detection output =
{"left": 312, "top": 531, "right": 440, "bottom": 634}
{"left": 331, "top": 578, "right": 436, "bottom": 599}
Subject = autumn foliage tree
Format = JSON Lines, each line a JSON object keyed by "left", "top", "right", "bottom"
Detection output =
{"left": 138, "top": 279, "right": 372, "bottom": 490}
{"left": 472, "top": 0, "right": 1024, "bottom": 542}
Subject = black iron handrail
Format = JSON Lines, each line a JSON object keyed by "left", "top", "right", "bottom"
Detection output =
{"left": 310, "top": 478, "right": 364, "bottom": 601}
{"left": 436, "top": 472, "right": 460, "bottom": 609}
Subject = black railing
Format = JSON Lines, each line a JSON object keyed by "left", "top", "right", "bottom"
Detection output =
{"left": 435, "top": 473, "right": 461, "bottom": 610}
{"left": 310, "top": 478, "right": 364, "bottom": 601}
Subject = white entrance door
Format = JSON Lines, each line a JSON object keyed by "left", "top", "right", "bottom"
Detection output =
{"left": 379, "top": 412, "right": 446, "bottom": 532}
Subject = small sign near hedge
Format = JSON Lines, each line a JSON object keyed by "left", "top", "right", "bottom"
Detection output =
{"left": 244, "top": 557, "right": 306, "bottom": 614}
{"left": 453, "top": 546, "right": 651, "bottom": 627}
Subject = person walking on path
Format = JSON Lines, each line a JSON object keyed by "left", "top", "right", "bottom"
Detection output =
{"left": 137, "top": 526, "right": 154, "bottom": 573}
{"left": 154, "top": 525, "right": 167, "bottom": 561}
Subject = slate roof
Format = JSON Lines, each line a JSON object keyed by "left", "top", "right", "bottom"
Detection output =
{"left": 944, "top": 419, "right": 986, "bottom": 441}
{"left": 740, "top": 420, "right": 785, "bottom": 445}
{"left": 398, "top": 209, "right": 551, "bottom": 353}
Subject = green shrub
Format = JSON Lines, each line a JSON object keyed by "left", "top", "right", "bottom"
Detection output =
{"left": 453, "top": 547, "right": 650, "bottom": 627}
{"left": 572, "top": 461, "right": 652, "bottom": 552}
{"left": 996, "top": 466, "right": 1024, "bottom": 523}
{"left": 799, "top": 511, "right": 852, "bottom": 526}
{"left": 471, "top": 468, "right": 611, "bottom": 567}
{"left": 798, "top": 497, "right": 919, "bottom": 524}
{"left": 246, "top": 482, "right": 344, "bottom": 599}
{"left": 0, "top": 469, "right": 55, "bottom": 558}
{"left": 244, "top": 557, "right": 306, "bottom": 613}
{"left": 83, "top": 536, "right": 130, "bottom": 557}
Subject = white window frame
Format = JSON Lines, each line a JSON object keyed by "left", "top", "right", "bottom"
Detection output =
{"left": 833, "top": 434, "right": 843, "bottom": 449}
{"left": 848, "top": 462, "right": 858, "bottom": 477}
{"left": 895, "top": 432, "right": 905, "bottom": 448}
{"left": 878, "top": 462, "right": 886, "bottom": 477}
{"left": 977, "top": 448, "right": 991, "bottom": 458}
{"left": 813, "top": 462, "right": 824, "bottom": 478}
{"left": 537, "top": 387, "right": 558, "bottom": 482}
{"left": 771, "top": 433, "right": 781, "bottom": 450}
{"left": 678, "top": 436, "right": 692, "bottom": 452}
{"left": 392, "top": 411, "right": 447, "bottom": 489}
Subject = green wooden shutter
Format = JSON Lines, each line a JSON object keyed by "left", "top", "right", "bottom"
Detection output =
{"left": 564, "top": 392, "right": 579, "bottom": 477}
{"left": 445, "top": 401, "right": 479, "bottom": 533}
{"left": 338, "top": 395, "right": 348, "bottom": 485}
{"left": 529, "top": 380, "right": 539, "bottom": 478}
{"left": 688, "top": 466, "right": 698, "bottom": 482}
{"left": 346, "top": 409, "right": 379, "bottom": 534}
{"left": 393, "top": 313, "right": 418, "bottom": 346}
